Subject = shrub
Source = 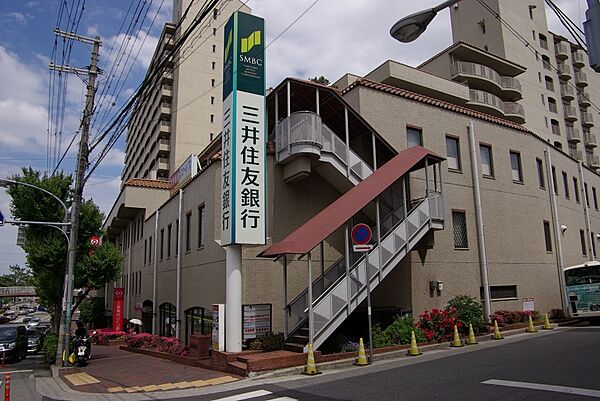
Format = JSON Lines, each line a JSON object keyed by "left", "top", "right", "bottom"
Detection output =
{"left": 416, "top": 308, "right": 462, "bottom": 343}
{"left": 446, "top": 295, "right": 486, "bottom": 334}
{"left": 490, "top": 310, "right": 541, "bottom": 327}
{"left": 125, "top": 333, "right": 188, "bottom": 356}
{"left": 44, "top": 334, "right": 58, "bottom": 365}
{"left": 247, "top": 333, "right": 284, "bottom": 352}
{"left": 373, "top": 316, "right": 425, "bottom": 348}
{"left": 95, "top": 330, "right": 126, "bottom": 344}
{"left": 319, "top": 333, "right": 355, "bottom": 354}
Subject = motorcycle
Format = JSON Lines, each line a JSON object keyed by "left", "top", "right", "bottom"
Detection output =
{"left": 71, "top": 331, "right": 96, "bottom": 367}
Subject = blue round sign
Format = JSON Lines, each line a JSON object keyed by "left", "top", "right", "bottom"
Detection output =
{"left": 351, "top": 223, "right": 372, "bottom": 245}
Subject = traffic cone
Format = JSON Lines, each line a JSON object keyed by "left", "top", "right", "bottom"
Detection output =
{"left": 450, "top": 325, "right": 463, "bottom": 347}
{"left": 526, "top": 315, "right": 537, "bottom": 333}
{"left": 466, "top": 323, "right": 478, "bottom": 345}
{"left": 302, "top": 343, "right": 321, "bottom": 375}
{"left": 492, "top": 320, "right": 503, "bottom": 340}
{"left": 406, "top": 330, "right": 422, "bottom": 356}
{"left": 354, "top": 338, "right": 369, "bottom": 366}
{"left": 542, "top": 313, "right": 553, "bottom": 330}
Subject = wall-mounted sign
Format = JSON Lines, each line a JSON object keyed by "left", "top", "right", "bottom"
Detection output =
{"left": 170, "top": 154, "right": 200, "bottom": 195}
{"left": 242, "top": 304, "right": 271, "bottom": 341}
{"left": 211, "top": 303, "right": 225, "bottom": 351}
{"left": 113, "top": 288, "right": 124, "bottom": 331}
{"left": 522, "top": 297, "right": 535, "bottom": 312}
{"left": 221, "top": 11, "right": 266, "bottom": 246}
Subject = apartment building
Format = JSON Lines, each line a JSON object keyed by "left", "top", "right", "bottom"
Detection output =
{"left": 122, "top": 0, "right": 250, "bottom": 184}
{"left": 449, "top": 0, "right": 600, "bottom": 169}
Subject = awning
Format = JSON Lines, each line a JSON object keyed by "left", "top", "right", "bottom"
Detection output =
{"left": 258, "top": 146, "right": 444, "bottom": 257}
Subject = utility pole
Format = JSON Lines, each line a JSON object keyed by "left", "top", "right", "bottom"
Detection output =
{"left": 50, "top": 30, "right": 101, "bottom": 366}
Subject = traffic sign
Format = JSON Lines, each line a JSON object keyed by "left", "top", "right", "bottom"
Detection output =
{"left": 351, "top": 223, "right": 372, "bottom": 245}
{"left": 0, "top": 208, "right": 4, "bottom": 226}
{"left": 89, "top": 235, "right": 101, "bottom": 247}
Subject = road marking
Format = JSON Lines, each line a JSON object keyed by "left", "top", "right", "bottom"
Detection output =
{"left": 270, "top": 398, "right": 298, "bottom": 401}
{"left": 0, "top": 369, "right": 33, "bottom": 374}
{"left": 483, "top": 379, "right": 600, "bottom": 398}
{"left": 64, "top": 372, "right": 100, "bottom": 386}
{"left": 211, "top": 389, "right": 273, "bottom": 400}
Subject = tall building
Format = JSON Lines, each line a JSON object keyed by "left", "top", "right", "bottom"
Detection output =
{"left": 122, "top": 0, "right": 250, "bottom": 184}
{"left": 448, "top": 0, "right": 600, "bottom": 169}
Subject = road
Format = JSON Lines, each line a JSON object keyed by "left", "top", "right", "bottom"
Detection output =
{"left": 0, "top": 350, "right": 47, "bottom": 401}
{"left": 173, "top": 327, "right": 600, "bottom": 401}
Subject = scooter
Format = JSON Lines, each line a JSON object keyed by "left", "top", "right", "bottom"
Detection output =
{"left": 72, "top": 331, "right": 96, "bottom": 367}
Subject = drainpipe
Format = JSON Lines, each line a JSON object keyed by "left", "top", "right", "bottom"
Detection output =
{"left": 467, "top": 121, "right": 491, "bottom": 322}
{"left": 578, "top": 162, "right": 595, "bottom": 260}
{"left": 544, "top": 148, "right": 568, "bottom": 315}
{"left": 176, "top": 189, "right": 183, "bottom": 339}
{"left": 126, "top": 227, "right": 132, "bottom": 321}
{"left": 152, "top": 210, "right": 159, "bottom": 334}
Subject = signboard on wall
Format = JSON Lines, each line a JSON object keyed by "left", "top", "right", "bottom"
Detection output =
{"left": 221, "top": 11, "right": 266, "bottom": 246}
{"left": 522, "top": 297, "right": 535, "bottom": 311}
{"left": 113, "top": 288, "right": 124, "bottom": 331}
{"left": 170, "top": 154, "right": 199, "bottom": 195}
{"left": 242, "top": 304, "right": 272, "bottom": 341}
{"left": 211, "top": 304, "right": 225, "bottom": 351}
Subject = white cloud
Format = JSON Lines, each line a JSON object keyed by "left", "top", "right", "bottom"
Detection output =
{"left": 83, "top": 175, "right": 122, "bottom": 215}
{"left": 3, "top": 12, "right": 32, "bottom": 25}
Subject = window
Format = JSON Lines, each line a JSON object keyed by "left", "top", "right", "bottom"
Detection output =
{"left": 544, "top": 76, "right": 554, "bottom": 91}
{"left": 175, "top": 219, "right": 179, "bottom": 256}
{"left": 446, "top": 136, "right": 461, "bottom": 171}
{"left": 212, "top": 44, "right": 216, "bottom": 53}
{"left": 529, "top": 5, "right": 535, "bottom": 20}
{"left": 585, "top": 183, "right": 590, "bottom": 207}
{"left": 452, "top": 210, "right": 468, "bottom": 249}
{"left": 574, "top": 177, "right": 580, "bottom": 202}
{"left": 210, "top": 114, "right": 215, "bottom": 123}
{"left": 539, "top": 33, "right": 548, "bottom": 49}
{"left": 481, "top": 285, "right": 518, "bottom": 300}
{"left": 198, "top": 205, "right": 205, "bottom": 248}
{"left": 536, "top": 158, "right": 545, "bottom": 189}
{"left": 149, "top": 236, "right": 153, "bottom": 263}
{"left": 210, "top": 96, "right": 215, "bottom": 105}
{"left": 213, "top": 27, "right": 217, "bottom": 35}
{"left": 593, "top": 187, "right": 598, "bottom": 210}
{"left": 144, "top": 239, "right": 147, "bottom": 265}
{"left": 185, "top": 212, "right": 192, "bottom": 252}
{"left": 551, "top": 166, "right": 558, "bottom": 195}
{"left": 167, "top": 224, "right": 172, "bottom": 258}
{"left": 580, "top": 229, "right": 587, "bottom": 256}
{"left": 541, "top": 94, "right": 545, "bottom": 105}
{"left": 542, "top": 55, "right": 551, "bottom": 70}
{"left": 211, "top": 79, "right": 215, "bottom": 87}
{"left": 543, "top": 221, "right": 552, "bottom": 252}
{"left": 407, "top": 127, "right": 422, "bottom": 148}
{"left": 562, "top": 172, "right": 570, "bottom": 198}
{"left": 480, "top": 144, "right": 494, "bottom": 177}
{"left": 509, "top": 151, "right": 523, "bottom": 183}
{"left": 160, "top": 229, "right": 165, "bottom": 260}
{"left": 548, "top": 97, "right": 557, "bottom": 113}
{"left": 551, "top": 119, "right": 560, "bottom": 135}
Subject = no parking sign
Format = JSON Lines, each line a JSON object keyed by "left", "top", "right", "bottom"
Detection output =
{"left": 351, "top": 223, "right": 373, "bottom": 252}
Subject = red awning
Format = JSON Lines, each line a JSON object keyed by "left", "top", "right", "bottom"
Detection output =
{"left": 259, "top": 146, "right": 444, "bottom": 257}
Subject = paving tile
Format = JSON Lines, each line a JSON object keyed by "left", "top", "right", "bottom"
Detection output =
{"left": 190, "top": 379, "right": 210, "bottom": 387}
{"left": 173, "top": 381, "right": 193, "bottom": 389}
{"left": 107, "top": 386, "right": 124, "bottom": 393}
{"left": 140, "top": 384, "right": 160, "bottom": 392}
{"left": 64, "top": 372, "right": 101, "bottom": 386}
{"left": 204, "top": 376, "right": 238, "bottom": 385}
{"left": 156, "top": 383, "right": 177, "bottom": 390}
{"left": 124, "top": 386, "right": 143, "bottom": 393}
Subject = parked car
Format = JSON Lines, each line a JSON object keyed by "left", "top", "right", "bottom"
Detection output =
{"left": 27, "top": 318, "right": 40, "bottom": 327}
{"left": 0, "top": 325, "right": 27, "bottom": 362}
{"left": 22, "top": 315, "right": 34, "bottom": 323}
{"left": 26, "top": 329, "right": 42, "bottom": 354}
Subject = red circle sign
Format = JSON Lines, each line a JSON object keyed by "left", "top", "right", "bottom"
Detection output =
{"left": 351, "top": 223, "right": 372, "bottom": 245}
{"left": 90, "top": 235, "right": 100, "bottom": 247}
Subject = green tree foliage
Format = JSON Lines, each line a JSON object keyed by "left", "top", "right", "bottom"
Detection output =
{"left": 446, "top": 294, "right": 486, "bottom": 334}
{"left": 309, "top": 75, "right": 330, "bottom": 85}
{"left": 78, "top": 297, "right": 106, "bottom": 327}
{"left": 0, "top": 264, "right": 34, "bottom": 286}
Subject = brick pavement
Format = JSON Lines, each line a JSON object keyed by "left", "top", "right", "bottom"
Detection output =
{"left": 59, "top": 345, "right": 240, "bottom": 393}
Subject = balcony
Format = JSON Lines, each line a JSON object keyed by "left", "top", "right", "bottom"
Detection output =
{"left": 160, "top": 102, "right": 172, "bottom": 118}
{"left": 157, "top": 157, "right": 170, "bottom": 173}
{"left": 572, "top": 50, "right": 585, "bottom": 68}
{"left": 582, "top": 112, "right": 594, "bottom": 127}
{"left": 557, "top": 63, "right": 571, "bottom": 80}
{"left": 158, "top": 138, "right": 170, "bottom": 156}
{"left": 159, "top": 120, "right": 171, "bottom": 135}
{"left": 453, "top": 61, "right": 522, "bottom": 100}
{"left": 575, "top": 71, "right": 588, "bottom": 87}
{"left": 567, "top": 126, "right": 581, "bottom": 143}
{"left": 554, "top": 43, "right": 569, "bottom": 59}
{"left": 589, "top": 155, "right": 600, "bottom": 169}
{"left": 467, "top": 89, "right": 504, "bottom": 116}
{"left": 563, "top": 105, "right": 578, "bottom": 122}
{"left": 572, "top": 149, "right": 584, "bottom": 161}
{"left": 161, "top": 84, "right": 173, "bottom": 99}
{"left": 578, "top": 91, "right": 591, "bottom": 107}
{"left": 503, "top": 102, "right": 526, "bottom": 124}
{"left": 560, "top": 84, "right": 574, "bottom": 101}
{"left": 585, "top": 133, "right": 598, "bottom": 148}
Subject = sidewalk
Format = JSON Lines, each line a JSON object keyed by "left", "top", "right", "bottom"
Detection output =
{"left": 56, "top": 345, "right": 240, "bottom": 394}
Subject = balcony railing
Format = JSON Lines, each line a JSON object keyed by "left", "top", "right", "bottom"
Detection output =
{"left": 503, "top": 102, "right": 525, "bottom": 120}
{"left": 567, "top": 126, "right": 580, "bottom": 142}
{"left": 575, "top": 71, "right": 588, "bottom": 86}
{"left": 560, "top": 84, "right": 574, "bottom": 100}
{"left": 554, "top": 42, "right": 569, "bottom": 59}
{"left": 557, "top": 63, "right": 571, "bottom": 79}
{"left": 454, "top": 61, "right": 522, "bottom": 94}
{"left": 588, "top": 155, "right": 600, "bottom": 168}
{"left": 572, "top": 149, "right": 584, "bottom": 161}
{"left": 468, "top": 89, "right": 504, "bottom": 112}
{"left": 572, "top": 50, "right": 585, "bottom": 67}
{"left": 582, "top": 112, "right": 594, "bottom": 127}
{"left": 585, "top": 133, "right": 598, "bottom": 148}
{"left": 578, "top": 92, "right": 591, "bottom": 107}
{"left": 563, "top": 105, "right": 577, "bottom": 121}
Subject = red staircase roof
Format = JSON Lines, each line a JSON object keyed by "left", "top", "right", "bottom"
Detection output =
{"left": 259, "top": 146, "right": 444, "bottom": 257}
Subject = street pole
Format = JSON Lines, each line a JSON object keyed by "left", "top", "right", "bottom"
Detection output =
{"left": 62, "top": 35, "right": 101, "bottom": 366}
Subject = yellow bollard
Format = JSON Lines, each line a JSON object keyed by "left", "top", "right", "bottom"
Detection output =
{"left": 354, "top": 338, "right": 369, "bottom": 366}
{"left": 302, "top": 343, "right": 321, "bottom": 375}
{"left": 466, "top": 323, "right": 478, "bottom": 345}
{"left": 542, "top": 313, "right": 553, "bottom": 330}
{"left": 450, "top": 325, "right": 463, "bottom": 347}
{"left": 492, "top": 320, "right": 503, "bottom": 340}
{"left": 406, "top": 330, "right": 422, "bottom": 356}
{"left": 526, "top": 315, "right": 537, "bottom": 333}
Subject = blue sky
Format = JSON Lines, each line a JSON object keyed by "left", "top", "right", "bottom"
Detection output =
{"left": 0, "top": 0, "right": 588, "bottom": 273}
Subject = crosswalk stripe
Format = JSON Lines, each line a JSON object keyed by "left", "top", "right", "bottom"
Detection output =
{"left": 211, "top": 389, "right": 272, "bottom": 401}
{"left": 269, "top": 397, "right": 298, "bottom": 401}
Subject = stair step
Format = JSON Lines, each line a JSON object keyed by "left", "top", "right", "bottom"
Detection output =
{"left": 227, "top": 361, "right": 248, "bottom": 377}
{"left": 290, "top": 335, "right": 309, "bottom": 344}
{"left": 283, "top": 342, "right": 306, "bottom": 353}
{"left": 298, "top": 328, "right": 309, "bottom": 335}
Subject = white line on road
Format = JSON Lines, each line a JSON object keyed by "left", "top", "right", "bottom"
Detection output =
{"left": 483, "top": 379, "right": 600, "bottom": 398}
{"left": 0, "top": 370, "right": 34, "bottom": 374}
{"left": 211, "top": 389, "right": 274, "bottom": 401}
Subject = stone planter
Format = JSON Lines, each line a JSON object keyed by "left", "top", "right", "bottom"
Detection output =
{"left": 189, "top": 334, "right": 211, "bottom": 359}
{"left": 120, "top": 346, "right": 199, "bottom": 367}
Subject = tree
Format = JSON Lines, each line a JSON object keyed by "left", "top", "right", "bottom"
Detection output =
{"left": 78, "top": 297, "right": 106, "bottom": 328}
{"left": 309, "top": 76, "right": 330, "bottom": 85}
{"left": 0, "top": 265, "right": 34, "bottom": 287}
{"left": 6, "top": 168, "right": 122, "bottom": 333}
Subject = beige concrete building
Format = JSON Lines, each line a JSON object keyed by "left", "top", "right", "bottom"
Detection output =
{"left": 122, "top": 0, "right": 250, "bottom": 184}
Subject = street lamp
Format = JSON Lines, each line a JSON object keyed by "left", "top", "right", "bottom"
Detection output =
{"left": 0, "top": 178, "right": 69, "bottom": 224}
{"left": 389, "top": 0, "right": 460, "bottom": 43}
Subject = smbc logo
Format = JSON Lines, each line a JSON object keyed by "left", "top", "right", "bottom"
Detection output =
{"left": 241, "top": 30, "right": 261, "bottom": 53}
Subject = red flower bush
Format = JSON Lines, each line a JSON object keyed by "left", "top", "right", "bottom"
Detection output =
{"left": 125, "top": 333, "right": 189, "bottom": 356}
{"left": 94, "top": 330, "right": 126, "bottom": 344}
{"left": 489, "top": 310, "right": 541, "bottom": 327}
{"left": 416, "top": 307, "right": 462, "bottom": 343}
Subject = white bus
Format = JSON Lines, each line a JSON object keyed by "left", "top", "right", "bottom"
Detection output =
{"left": 564, "top": 261, "right": 600, "bottom": 322}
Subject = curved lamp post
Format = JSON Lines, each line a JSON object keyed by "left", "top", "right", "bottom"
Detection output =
{"left": 390, "top": 0, "right": 460, "bottom": 43}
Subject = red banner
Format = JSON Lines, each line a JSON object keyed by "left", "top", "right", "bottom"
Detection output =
{"left": 113, "top": 288, "right": 124, "bottom": 331}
